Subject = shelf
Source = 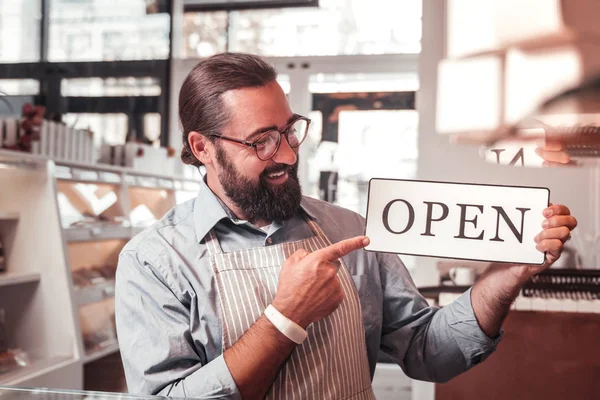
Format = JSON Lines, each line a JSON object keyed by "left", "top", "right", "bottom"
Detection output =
{"left": 75, "top": 281, "right": 115, "bottom": 307}
{"left": 84, "top": 341, "right": 119, "bottom": 364}
{"left": 54, "top": 159, "right": 199, "bottom": 189}
{"left": 0, "top": 271, "right": 41, "bottom": 288}
{"left": 0, "top": 212, "right": 19, "bottom": 221}
{"left": 64, "top": 226, "right": 134, "bottom": 242}
{"left": 0, "top": 356, "right": 75, "bottom": 386}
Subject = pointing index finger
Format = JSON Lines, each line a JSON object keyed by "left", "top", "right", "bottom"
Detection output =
{"left": 311, "top": 236, "right": 370, "bottom": 262}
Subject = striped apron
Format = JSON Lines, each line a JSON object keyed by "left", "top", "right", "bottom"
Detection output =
{"left": 206, "top": 216, "right": 375, "bottom": 400}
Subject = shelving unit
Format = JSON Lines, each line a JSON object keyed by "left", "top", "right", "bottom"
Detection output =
{"left": 0, "top": 272, "right": 41, "bottom": 288}
{"left": 64, "top": 226, "right": 140, "bottom": 242}
{"left": 0, "top": 149, "right": 201, "bottom": 390}
{"left": 55, "top": 159, "right": 199, "bottom": 373}
{"left": 0, "top": 213, "right": 19, "bottom": 221}
{"left": 1, "top": 356, "right": 78, "bottom": 387}
{"left": 0, "top": 151, "right": 82, "bottom": 390}
{"left": 83, "top": 341, "right": 119, "bottom": 364}
{"left": 75, "top": 281, "right": 115, "bottom": 307}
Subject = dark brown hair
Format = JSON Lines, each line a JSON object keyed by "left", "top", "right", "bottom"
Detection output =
{"left": 179, "top": 52, "right": 278, "bottom": 167}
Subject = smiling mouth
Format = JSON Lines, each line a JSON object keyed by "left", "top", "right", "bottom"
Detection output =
{"left": 267, "top": 170, "right": 285, "bottom": 179}
{"left": 264, "top": 168, "right": 289, "bottom": 184}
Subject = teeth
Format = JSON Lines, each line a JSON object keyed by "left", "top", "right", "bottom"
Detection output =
{"left": 268, "top": 170, "right": 285, "bottom": 178}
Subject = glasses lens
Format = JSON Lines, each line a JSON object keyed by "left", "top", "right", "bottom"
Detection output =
{"left": 255, "top": 130, "right": 280, "bottom": 160}
{"left": 286, "top": 119, "right": 309, "bottom": 148}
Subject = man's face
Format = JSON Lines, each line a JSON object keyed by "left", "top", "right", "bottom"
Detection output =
{"left": 210, "top": 81, "right": 302, "bottom": 222}
{"left": 215, "top": 142, "right": 302, "bottom": 222}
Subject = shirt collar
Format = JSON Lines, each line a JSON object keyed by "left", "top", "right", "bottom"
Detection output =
{"left": 193, "top": 175, "right": 319, "bottom": 243}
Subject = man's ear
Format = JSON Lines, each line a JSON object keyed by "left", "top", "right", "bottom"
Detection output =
{"left": 188, "top": 131, "right": 213, "bottom": 165}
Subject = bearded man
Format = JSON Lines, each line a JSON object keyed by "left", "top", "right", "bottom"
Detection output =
{"left": 115, "top": 53, "right": 577, "bottom": 400}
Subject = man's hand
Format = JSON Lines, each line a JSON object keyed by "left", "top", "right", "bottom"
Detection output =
{"left": 502, "top": 203, "right": 577, "bottom": 285}
{"left": 273, "top": 236, "right": 370, "bottom": 328}
{"left": 471, "top": 203, "right": 577, "bottom": 337}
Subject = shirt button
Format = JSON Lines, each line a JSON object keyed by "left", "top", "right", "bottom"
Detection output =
{"left": 266, "top": 237, "right": 273, "bottom": 245}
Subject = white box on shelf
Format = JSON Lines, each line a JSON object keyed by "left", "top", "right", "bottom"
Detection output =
{"left": 86, "top": 130, "right": 95, "bottom": 164}
{"left": 40, "top": 121, "right": 48, "bottom": 156}
{"left": 77, "top": 129, "right": 85, "bottom": 162}
{"left": 47, "top": 122, "right": 56, "bottom": 159}
{"left": 55, "top": 123, "right": 65, "bottom": 160}
{"left": 99, "top": 144, "right": 125, "bottom": 167}
{"left": 505, "top": 43, "right": 600, "bottom": 125}
{"left": 436, "top": 56, "right": 504, "bottom": 134}
{"left": 31, "top": 141, "right": 41, "bottom": 155}
{"left": 4, "top": 119, "right": 18, "bottom": 147}
{"left": 65, "top": 126, "right": 72, "bottom": 161}
{"left": 82, "top": 131, "right": 88, "bottom": 164}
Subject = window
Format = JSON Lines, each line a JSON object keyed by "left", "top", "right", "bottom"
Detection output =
{"left": 183, "top": 0, "right": 422, "bottom": 57}
{"left": 309, "top": 72, "right": 419, "bottom": 93}
{"left": 49, "top": 0, "right": 170, "bottom": 62}
{"left": 0, "top": 79, "right": 40, "bottom": 96}
{"left": 61, "top": 77, "right": 161, "bottom": 97}
{"left": 0, "top": 0, "right": 41, "bottom": 63}
{"left": 182, "top": 11, "right": 228, "bottom": 58}
{"left": 326, "top": 110, "right": 418, "bottom": 215}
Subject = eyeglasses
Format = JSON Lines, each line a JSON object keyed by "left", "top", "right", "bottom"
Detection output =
{"left": 207, "top": 115, "right": 311, "bottom": 161}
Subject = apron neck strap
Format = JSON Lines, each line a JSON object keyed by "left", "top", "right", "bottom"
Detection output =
{"left": 204, "top": 229, "right": 223, "bottom": 255}
{"left": 204, "top": 208, "right": 326, "bottom": 256}
{"left": 303, "top": 212, "right": 325, "bottom": 238}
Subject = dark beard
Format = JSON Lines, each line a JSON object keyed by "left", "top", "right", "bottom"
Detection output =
{"left": 215, "top": 144, "right": 302, "bottom": 222}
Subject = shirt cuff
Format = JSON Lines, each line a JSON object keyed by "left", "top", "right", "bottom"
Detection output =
{"left": 444, "top": 287, "right": 503, "bottom": 366}
{"left": 183, "top": 354, "right": 241, "bottom": 399}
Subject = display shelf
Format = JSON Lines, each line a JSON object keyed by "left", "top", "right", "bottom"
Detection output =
{"left": 54, "top": 159, "right": 199, "bottom": 189}
{"left": 64, "top": 226, "right": 134, "bottom": 242}
{"left": 0, "top": 356, "right": 75, "bottom": 386}
{"left": 0, "top": 272, "right": 41, "bottom": 288}
{"left": 75, "top": 281, "right": 115, "bottom": 307}
{"left": 0, "top": 212, "right": 19, "bottom": 221}
{"left": 0, "top": 152, "right": 81, "bottom": 390}
{"left": 83, "top": 341, "right": 119, "bottom": 364}
{"left": 0, "top": 150, "right": 199, "bottom": 390}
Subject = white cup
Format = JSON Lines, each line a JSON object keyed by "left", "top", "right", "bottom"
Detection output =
{"left": 449, "top": 266, "right": 477, "bottom": 286}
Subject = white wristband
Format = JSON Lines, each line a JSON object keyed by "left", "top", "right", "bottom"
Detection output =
{"left": 264, "top": 304, "right": 308, "bottom": 344}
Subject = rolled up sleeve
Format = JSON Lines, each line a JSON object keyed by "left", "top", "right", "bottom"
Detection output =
{"left": 115, "top": 250, "right": 240, "bottom": 399}
{"left": 377, "top": 253, "right": 501, "bottom": 383}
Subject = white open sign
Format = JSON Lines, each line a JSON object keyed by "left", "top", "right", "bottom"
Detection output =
{"left": 365, "top": 179, "right": 550, "bottom": 264}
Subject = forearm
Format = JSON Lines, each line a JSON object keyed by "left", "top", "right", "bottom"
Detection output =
{"left": 470, "top": 263, "right": 530, "bottom": 337}
{"left": 224, "top": 315, "right": 296, "bottom": 399}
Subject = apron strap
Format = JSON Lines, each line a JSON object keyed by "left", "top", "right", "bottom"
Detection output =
{"left": 304, "top": 212, "right": 328, "bottom": 240}
{"left": 204, "top": 229, "right": 224, "bottom": 255}
{"left": 204, "top": 208, "right": 326, "bottom": 256}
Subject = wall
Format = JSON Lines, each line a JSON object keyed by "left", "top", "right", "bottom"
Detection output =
{"left": 414, "top": 0, "right": 595, "bottom": 287}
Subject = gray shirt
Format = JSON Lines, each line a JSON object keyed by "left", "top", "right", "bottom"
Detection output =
{"left": 115, "top": 179, "right": 501, "bottom": 399}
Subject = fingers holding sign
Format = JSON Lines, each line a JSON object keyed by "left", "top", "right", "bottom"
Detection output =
{"left": 273, "top": 236, "right": 370, "bottom": 329}
{"left": 534, "top": 203, "right": 578, "bottom": 267}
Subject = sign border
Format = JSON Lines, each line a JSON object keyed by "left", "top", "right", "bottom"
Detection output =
{"left": 363, "top": 178, "right": 550, "bottom": 265}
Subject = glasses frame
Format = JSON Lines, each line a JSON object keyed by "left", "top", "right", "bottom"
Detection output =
{"left": 207, "top": 114, "right": 312, "bottom": 161}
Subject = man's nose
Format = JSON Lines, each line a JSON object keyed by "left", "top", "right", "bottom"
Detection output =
{"left": 271, "top": 134, "right": 298, "bottom": 165}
